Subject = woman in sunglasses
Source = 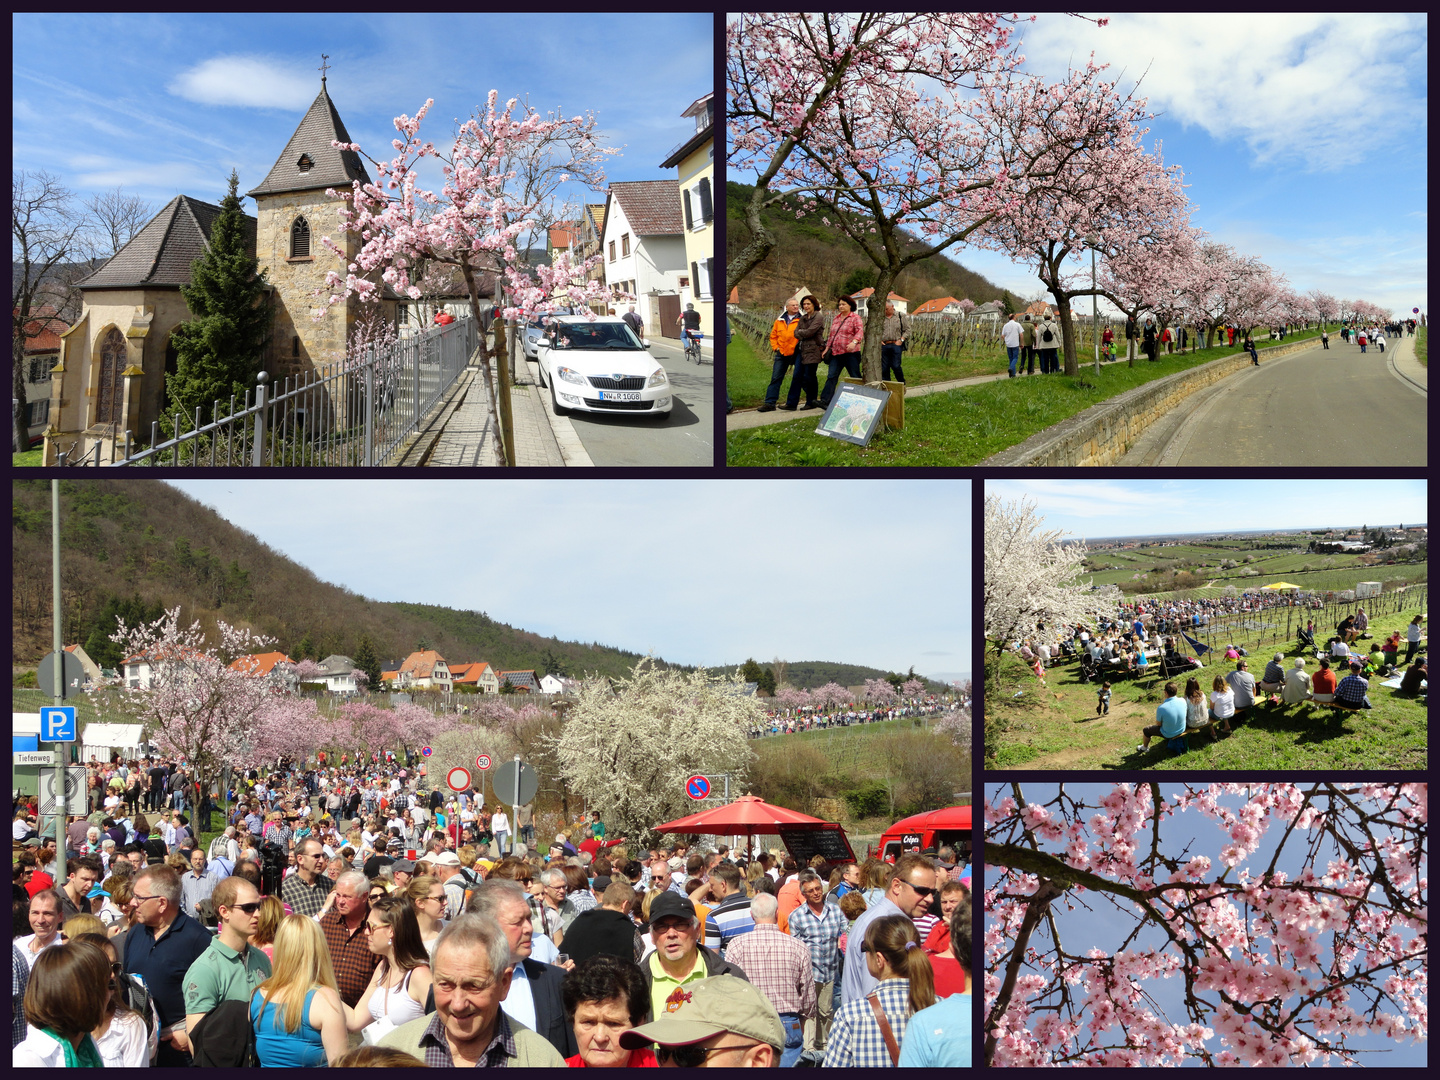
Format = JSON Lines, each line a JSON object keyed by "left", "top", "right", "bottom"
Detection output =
{"left": 70, "top": 932, "right": 157, "bottom": 1066}
{"left": 345, "top": 895, "right": 432, "bottom": 1045}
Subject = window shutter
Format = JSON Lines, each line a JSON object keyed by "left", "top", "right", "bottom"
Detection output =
{"left": 291, "top": 217, "right": 310, "bottom": 258}
{"left": 698, "top": 178, "right": 713, "bottom": 224}
{"left": 682, "top": 188, "right": 693, "bottom": 230}
{"left": 705, "top": 258, "right": 716, "bottom": 300}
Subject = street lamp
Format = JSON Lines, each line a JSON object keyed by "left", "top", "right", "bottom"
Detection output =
{"left": 1087, "top": 238, "right": 1100, "bottom": 376}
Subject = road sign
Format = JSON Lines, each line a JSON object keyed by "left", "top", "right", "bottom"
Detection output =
{"left": 39, "top": 767, "right": 88, "bottom": 816}
{"left": 686, "top": 775, "right": 711, "bottom": 800}
{"left": 37, "top": 651, "right": 86, "bottom": 699}
{"left": 491, "top": 760, "right": 538, "bottom": 806}
{"left": 476, "top": 754, "right": 493, "bottom": 771}
{"left": 446, "top": 766, "right": 471, "bottom": 792}
{"left": 14, "top": 751, "right": 57, "bottom": 767}
{"left": 421, "top": 746, "right": 433, "bottom": 757}
{"left": 41, "top": 705, "right": 77, "bottom": 742}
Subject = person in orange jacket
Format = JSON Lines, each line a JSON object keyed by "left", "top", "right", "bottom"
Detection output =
{"left": 759, "top": 298, "right": 803, "bottom": 412}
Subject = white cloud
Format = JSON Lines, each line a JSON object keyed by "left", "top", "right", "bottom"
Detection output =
{"left": 1019, "top": 14, "right": 1427, "bottom": 171}
{"left": 169, "top": 55, "right": 318, "bottom": 109}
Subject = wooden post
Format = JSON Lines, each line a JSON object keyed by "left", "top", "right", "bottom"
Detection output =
{"left": 493, "top": 315, "right": 515, "bottom": 467}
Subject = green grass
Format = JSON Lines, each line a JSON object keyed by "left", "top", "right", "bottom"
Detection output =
{"left": 1416, "top": 325, "right": 1427, "bottom": 367}
{"left": 727, "top": 336, "right": 1319, "bottom": 466}
{"left": 755, "top": 716, "right": 943, "bottom": 773}
{"left": 12, "top": 449, "right": 43, "bottom": 466}
{"left": 725, "top": 337, "right": 1009, "bottom": 411}
{"left": 987, "top": 602, "right": 1428, "bottom": 770}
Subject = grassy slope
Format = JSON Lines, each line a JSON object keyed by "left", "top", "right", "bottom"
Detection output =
{"left": 988, "top": 602, "right": 1428, "bottom": 770}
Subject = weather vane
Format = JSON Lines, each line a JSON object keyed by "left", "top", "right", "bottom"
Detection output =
{"left": 319, "top": 54, "right": 330, "bottom": 85}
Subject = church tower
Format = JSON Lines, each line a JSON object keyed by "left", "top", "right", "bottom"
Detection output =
{"left": 247, "top": 74, "right": 375, "bottom": 376}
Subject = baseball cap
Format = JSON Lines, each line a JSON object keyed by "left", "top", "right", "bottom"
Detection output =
{"left": 619, "top": 975, "right": 784, "bottom": 1051}
{"left": 391, "top": 859, "right": 417, "bottom": 874}
{"left": 87, "top": 885, "right": 110, "bottom": 899}
{"left": 667, "top": 856, "right": 683, "bottom": 870}
{"left": 647, "top": 891, "right": 697, "bottom": 925}
{"left": 432, "top": 851, "right": 462, "bottom": 867}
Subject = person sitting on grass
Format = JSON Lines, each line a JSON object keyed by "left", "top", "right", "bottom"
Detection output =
{"left": 1183, "top": 678, "right": 1215, "bottom": 743}
{"left": 1333, "top": 661, "right": 1373, "bottom": 710}
{"left": 1258, "top": 653, "right": 1286, "bottom": 696}
{"left": 1096, "top": 683, "right": 1111, "bottom": 717}
{"left": 1136, "top": 682, "right": 1188, "bottom": 754}
{"left": 1209, "top": 677, "right": 1237, "bottom": 735}
{"left": 1397, "top": 656, "right": 1426, "bottom": 699}
{"left": 1383, "top": 631, "right": 1402, "bottom": 668}
{"left": 1282, "top": 658, "right": 1311, "bottom": 705}
{"left": 1328, "top": 636, "right": 1353, "bottom": 662}
{"left": 1223, "top": 644, "right": 1241, "bottom": 661}
{"left": 1309, "top": 657, "right": 1338, "bottom": 704}
{"left": 1226, "top": 660, "right": 1257, "bottom": 719}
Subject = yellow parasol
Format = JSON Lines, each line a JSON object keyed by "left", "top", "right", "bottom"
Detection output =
{"left": 1261, "top": 581, "right": 1302, "bottom": 590}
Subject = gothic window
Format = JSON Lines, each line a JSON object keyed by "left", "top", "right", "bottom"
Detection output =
{"left": 291, "top": 216, "right": 311, "bottom": 258}
{"left": 297, "top": 153, "right": 314, "bottom": 172}
{"left": 96, "top": 327, "right": 126, "bottom": 424}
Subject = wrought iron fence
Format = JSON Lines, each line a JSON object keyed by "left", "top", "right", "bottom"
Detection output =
{"left": 100, "top": 316, "right": 478, "bottom": 467}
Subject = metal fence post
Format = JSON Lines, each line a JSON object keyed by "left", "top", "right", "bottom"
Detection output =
{"left": 363, "top": 349, "right": 374, "bottom": 467}
{"left": 414, "top": 335, "right": 422, "bottom": 431}
{"left": 252, "top": 372, "right": 269, "bottom": 466}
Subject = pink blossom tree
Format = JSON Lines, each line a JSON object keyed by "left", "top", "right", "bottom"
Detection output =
{"left": 250, "top": 693, "right": 323, "bottom": 764}
{"left": 984, "top": 782, "right": 1427, "bottom": 1067}
{"left": 901, "top": 677, "right": 926, "bottom": 699}
{"left": 864, "top": 678, "right": 898, "bottom": 708}
{"left": 810, "top": 681, "right": 850, "bottom": 711}
{"left": 1307, "top": 289, "right": 1338, "bottom": 329}
{"left": 774, "top": 686, "right": 811, "bottom": 712}
{"left": 106, "top": 608, "right": 277, "bottom": 821}
{"left": 319, "top": 92, "right": 618, "bottom": 464}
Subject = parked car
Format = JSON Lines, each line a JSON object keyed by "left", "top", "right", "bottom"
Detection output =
{"left": 523, "top": 308, "right": 577, "bottom": 360}
{"left": 536, "top": 316, "right": 671, "bottom": 418}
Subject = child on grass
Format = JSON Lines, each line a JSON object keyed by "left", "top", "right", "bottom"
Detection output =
{"left": 1096, "top": 682, "right": 1112, "bottom": 716}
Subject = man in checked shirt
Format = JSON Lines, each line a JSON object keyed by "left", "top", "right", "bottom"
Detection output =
{"left": 786, "top": 870, "right": 846, "bottom": 1063}
{"left": 724, "top": 892, "right": 815, "bottom": 1068}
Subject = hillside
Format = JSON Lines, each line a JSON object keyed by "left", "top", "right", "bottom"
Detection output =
{"left": 11, "top": 479, "right": 680, "bottom": 679}
{"left": 733, "top": 660, "right": 956, "bottom": 693}
{"left": 727, "top": 181, "right": 1013, "bottom": 310}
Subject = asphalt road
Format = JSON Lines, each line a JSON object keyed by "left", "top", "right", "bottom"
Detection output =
{"left": 559, "top": 336, "right": 714, "bottom": 467}
{"left": 1162, "top": 336, "right": 1427, "bottom": 466}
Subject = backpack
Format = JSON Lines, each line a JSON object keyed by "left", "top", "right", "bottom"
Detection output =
{"left": 123, "top": 973, "right": 155, "bottom": 1041}
{"left": 1042, "top": 325, "right": 1054, "bottom": 344}
{"left": 189, "top": 996, "right": 260, "bottom": 1067}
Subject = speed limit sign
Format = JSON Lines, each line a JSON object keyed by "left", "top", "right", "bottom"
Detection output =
{"left": 476, "top": 754, "right": 493, "bottom": 771}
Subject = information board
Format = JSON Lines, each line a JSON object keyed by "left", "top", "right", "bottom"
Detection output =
{"left": 777, "top": 824, "right": 856, "bottom": 869}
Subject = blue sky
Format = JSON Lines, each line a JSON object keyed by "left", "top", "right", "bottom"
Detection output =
{"left": 13, "top": 14, "right": 712, "bottom": 244}
{"left": 987, "top": 479, "right": 1429, "bottom": 541}
{"left": 161, "top": 479, "right": 971, "bottom": 681}
{"left": 985, "top": 782, "right": 1427, "bottom": 1067}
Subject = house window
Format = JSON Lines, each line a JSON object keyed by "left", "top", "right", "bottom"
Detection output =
{"left": 608, "top": 240, "right": 616, "bottom": 262}
{"left": 621, "top": 233, "right": 630, "bottom": 257}
{"left": 693, "top": 261, "right": 712, "bottom": 301}
{"left": 290, "top": 216, "right": 311, "bottom": 258}
{"left": 705, "top": 258, "right": 715, "bottom": 300}
{"left": 28, "top": 357, "right": 50, "bottom": 383}
{"left": 96, "top": 326, "right": 126, "bottom": 424}
{"left": 292, "top": 336, "right": 300, "bottom": 359}
{"left": 27, "top": 399, "right": 49, "bottom": 426}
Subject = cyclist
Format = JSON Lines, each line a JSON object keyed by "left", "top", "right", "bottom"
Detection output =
{"left": 677, "top": 303, "right": 703, "bottom": 360}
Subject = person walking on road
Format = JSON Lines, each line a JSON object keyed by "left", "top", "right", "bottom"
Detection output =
{"left": 1377, "top": 332, "right": 1386, "bottom": 353}
{"left": 1357, "top": 329, "right": 1368, "bottom": 353}
{"left": 621, "top": 304, "right": 645, "bottom": 343}
{"left": 1322, "top": 328, "right": 1329, "bottom": 349}
{"left": 1142, "top": 318, "right": 1158, "bottom": 362}
{"left": 1037, "top": 313, "right": 1060, "bottom": 374}
{"left": 786, "top": 295, "right": 824, "bottom": 410}
{"left": 1002, "top": 312, "right": 1022, "bottom": 377}
{"left": 758, "top": 299, "right": 802, "bottom": 412}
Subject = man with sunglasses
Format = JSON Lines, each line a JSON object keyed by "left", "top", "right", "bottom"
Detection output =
{"left": 281, "top": 837, "right": 334, "bottom": 917}
{"left": 620, "top": 973, "right": 784, "bottom": 1068}
{"left": 640, "top": 892, "right": 750, "bottom": 1026}
{"left": 182, "top": 876, "right": 271, "bottom": 1051}
{"left": 840, "top": 854, "right": 938, "bottom": 1005}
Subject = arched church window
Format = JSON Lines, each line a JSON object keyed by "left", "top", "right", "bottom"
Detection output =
{"left": 96, "top": 327, "right": 126, "bottom": 424}
{"left": 297, "top": 153, "right": 314, "bottom": 172}
{"left": 291, "top": 216, "right": 311, "bottom": 258}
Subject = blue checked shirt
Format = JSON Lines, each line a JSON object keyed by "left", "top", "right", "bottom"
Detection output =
{"left": 1335, "top": 673, "right": 1369, "bottom": 706}
{"left": 788, "top": 900, "right": 846, "bottom": 985}
{"left": 824, "top": 978, "right": 914, "bottom": 1067}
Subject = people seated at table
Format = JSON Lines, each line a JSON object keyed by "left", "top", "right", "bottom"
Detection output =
{"left": 1282, "top": 658, "right": 1311, "bottom": 705}
{"left": 1309, "top": 657, "right": 1337, "bottom": 704}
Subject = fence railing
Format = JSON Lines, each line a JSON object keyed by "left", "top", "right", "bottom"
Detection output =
{"left": 96, "top": 316, "right": 478, "bottom": 467}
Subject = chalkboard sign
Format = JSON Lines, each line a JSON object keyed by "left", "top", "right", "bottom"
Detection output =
{"left": 778, "top": 824, "right": 856, "bottom": 869}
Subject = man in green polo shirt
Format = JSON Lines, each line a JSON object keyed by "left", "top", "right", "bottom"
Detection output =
{"left": 182, "top": 876, "right": 271, "bottom": 1039}
{"left": 643, "top": 892, "right": 749, "bottom": 1023}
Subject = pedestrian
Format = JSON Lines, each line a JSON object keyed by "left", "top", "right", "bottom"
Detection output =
{"left": 879, "top": 301, "right": 908, "bottom": 384}
{"left": 817, "top": 296, "right": 865, "bottom": 407}
{"left": 896, "top": 899, "right": 971, "bottom": 1066}
{"left": 842, "top": 855, "right": 938, "bottom": 1004}
{"left": 1377, "top": 332, "right": 1386, "bottom": 353}
{"left": 1020, "top": 314, "right": 1036, "bottom": 374}
{"left": 824, "top": 915, "right": 935, "bottom": 1067}
{"left": 316, "top": 871, "right": 381, "bottom": 1009}
{"left": 122, "top": 864, "right": 213, "bottom": 1065}
{"left": 1126, "top": 315, "right": 1139, "bottom": 358}
{"left": 725, "top": 891, "right": 816, "bottom": 1067}
{"left": 250, "top": 915, "right": 349, "bottom": 1066}
{"left": 1100, "top": 323, "right": 1114, "bottom": 362}
{"left": 1162, "top": 324, "right": 1173, "bottom": 354}
{"left": 787, "top": 870, "right": 845, "bottom": 1063}
{"left": 1357, "top": 329, "right": 1367, "bottom": 353}
{"left": 1142, "top": 317, "right": 1158, "bottom": 362}
{"left": 13, "top": 938, "right": 112, "bottom": 1066}
{"left": 182, "top": 876, "right": 272, "bottom": 1058}
{"left": 490, "top": 806, "right": 510, "bottom": 856}
{"left": 345, "top": 895, "right": 432, "bottom": 1045}
{"left": 1322, "top": 328, "right": 1329, "bottom": 349}
{"left": 782, "top": 294, "right": 825, "bottom": 411}
{"left": 621, "top": 303, "right": 645, "bottom": 343}
{"left": 1096, "top": 681, "right": 1111, "bottom": 716}
{"left": 1038, "top": 313, "right": 1060, "bottom": 373}
{"left": 1002, "top": 311, "right": 1022, "bottom": 377}
{"left": 757, "top": 298, "right": 802, "bottom": 412}
{"left": 1403, "top": 614, "right": 1425, "bottom": 665}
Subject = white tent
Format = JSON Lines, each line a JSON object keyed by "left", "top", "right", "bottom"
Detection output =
{"left": 80, "top": 723, "right": 144, "bottom": 762}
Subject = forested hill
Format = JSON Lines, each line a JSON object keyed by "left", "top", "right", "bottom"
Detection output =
{"left": 727, "top": 181, "right": 1014, "bottom": 311}
{"left": 11, "top": 479, "right": 677, "bottom": 678}
{"left": 736, "top": 660, "right": 955, "bottom": 693}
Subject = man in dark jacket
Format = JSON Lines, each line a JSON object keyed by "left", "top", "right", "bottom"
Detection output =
{"left": 641, "top": 891, "right": 749, "bottom": 1023}
{"left": 564, "top": 881, "right": 645, "bottom": 968}
{"left": 122, "top": 865, "right": 213, "bottom": 1066}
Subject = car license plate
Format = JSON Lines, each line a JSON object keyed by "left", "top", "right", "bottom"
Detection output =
{"left": 598, "top": 391, "right": 640, "bottom": 401}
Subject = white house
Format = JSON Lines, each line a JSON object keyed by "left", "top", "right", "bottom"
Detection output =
{"left": 601, "top": 180, "right": 687, "bottom": 339}
{"left": 316, "top": 654, "right": 362, "bottom": 695}
{"left": 973, "top": 300, "right": 1005, "bottom": 323}
{"left": 399, "top": 650, "right": 452, "bottom": 691}
{"left": 848, "top": 289, "right": 908, "bottom": 318}
{"left": 539, "top": 673, "right": 580, "bottom": 695}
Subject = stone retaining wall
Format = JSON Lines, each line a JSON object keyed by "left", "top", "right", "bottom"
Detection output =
{"left": 982, "top": 336, "right": 1320, "bottom": 467}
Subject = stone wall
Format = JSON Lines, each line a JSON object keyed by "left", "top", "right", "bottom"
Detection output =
{"left": 982, "top": 336, "right": 1322, "bottom": 467}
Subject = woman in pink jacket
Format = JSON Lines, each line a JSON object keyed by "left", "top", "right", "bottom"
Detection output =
{"left": 819, "top": 296, "right": 865, "bottom": 408}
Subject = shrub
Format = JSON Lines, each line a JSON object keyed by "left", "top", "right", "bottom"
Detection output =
{"left": 844, "top": 782, "right": 891, "bottom": 819}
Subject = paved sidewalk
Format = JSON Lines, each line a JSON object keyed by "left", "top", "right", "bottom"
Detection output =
{"left": 1386, "top": 331, "right": 1427, "bottom": 394}
{"left": 423, "top": 357, "right": 574, "bottom": 467}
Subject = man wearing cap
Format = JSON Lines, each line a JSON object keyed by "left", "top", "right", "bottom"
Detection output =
{"left": 642, "top": 891, "right": 749, "bottom": 1024}
{"left": 433, "top": 850, "right": 469, "bottom": 919}
{"left": 724, "top": 892, "right": 815, "bottom": 1066}
{"left": 841, "top": 854, "right": 938, "bottom": 1005}
{"left": 620, "top": 974, "right": 783, "bottom": 1067}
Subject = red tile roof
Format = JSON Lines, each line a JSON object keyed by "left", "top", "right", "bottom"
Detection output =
{"left": 911, "top": 297, "right": 962, "bottom": 315}
{"left": 400, "top": 650, "right": 449, "bottom": 679}
{"left": 450, "top": 662, "right": 495, "bottom": 685}
{"left": 230, "top": 651, "right": 296, "bottom": 675}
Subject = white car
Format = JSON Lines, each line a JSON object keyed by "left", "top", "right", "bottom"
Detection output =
{"left": 536, "top": 316, "right": 671, "bottom": 417}
{"left": 523, "top": 308, "right": 576, "bottom": 360}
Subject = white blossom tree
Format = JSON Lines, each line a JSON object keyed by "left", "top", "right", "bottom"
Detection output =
{"left": 985, "top": 494, "right": 1120, "bottom": 677}
{"left": 552, "top": 658, "right": 765, "bottom": 845}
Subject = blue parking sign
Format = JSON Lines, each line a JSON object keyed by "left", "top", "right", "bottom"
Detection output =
{"left": 41, "top": 706, "right": 76, "bottom": 742}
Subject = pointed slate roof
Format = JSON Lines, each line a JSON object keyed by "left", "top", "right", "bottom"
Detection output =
{"left": 77, "top": 196, "right": 257, "bottom": 290}
{"left": 247, "top": 83, "right": 372, "bottom": 198}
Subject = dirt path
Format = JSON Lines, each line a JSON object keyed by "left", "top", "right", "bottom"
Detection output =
{"left": 1024, "top": 700, "right": 1153, "bottom": 768}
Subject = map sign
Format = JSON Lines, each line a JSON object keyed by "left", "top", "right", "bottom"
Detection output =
{"left": 815, "top": 383, "right": 890, "bottom": 446}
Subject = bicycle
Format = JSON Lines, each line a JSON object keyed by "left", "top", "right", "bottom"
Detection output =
{"left": 683, "top": 329, "right": 706, "bottom": 364}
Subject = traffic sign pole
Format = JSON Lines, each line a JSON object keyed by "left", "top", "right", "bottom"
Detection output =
{"left": 51, "top": 480, "right": 66, "bottom": 885}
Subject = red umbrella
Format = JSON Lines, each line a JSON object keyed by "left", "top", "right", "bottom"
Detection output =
{"left": 655, "top": 794, "right": 831, "bottom": 833}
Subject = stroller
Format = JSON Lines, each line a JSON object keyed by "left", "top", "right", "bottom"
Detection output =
{"left": 1297, "top": 627, "right": 1317, "bottom": 652}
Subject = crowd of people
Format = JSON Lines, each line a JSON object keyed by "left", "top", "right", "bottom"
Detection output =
{"left": 751, "top": 699, "right": 968, "bottom": 738}
{"left": 14, "top": 755, "right": 973, "bottom": 1068}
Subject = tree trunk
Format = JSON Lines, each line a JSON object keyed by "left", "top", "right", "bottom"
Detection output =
{"left": 13, "top": 338, "right": 30, "bottom": 455}
{"left": 725, "top": 185, "right": 780, "bottom": 300}
{"left": 459, "top": 261, "right": 508, "bottom": 466}
{"left": 860, "top": 267, "right": 900, "bottom": 383}
{"left": 1055, "top": 294, "right": 1078, "bottom": 376}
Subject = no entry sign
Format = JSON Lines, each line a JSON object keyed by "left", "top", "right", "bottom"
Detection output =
{"left": 476, "top": 754, "right": 492, "bottom": 770}
{"left": 686, "top": 775, "right": 711, "bottom": 800}
{"left": 446, "top": 766, "right": 471, "bottom": 792}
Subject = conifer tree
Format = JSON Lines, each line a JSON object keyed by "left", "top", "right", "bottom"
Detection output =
{"left": 166, "top": 170, "right": 271, "bottom": 425}
{"left": 353, "top": 634, "right": 382, "bottom": 692}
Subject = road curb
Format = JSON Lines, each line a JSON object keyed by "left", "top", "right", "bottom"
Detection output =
{"left": 529, "top": 359, "right": 595, "bottom": 467}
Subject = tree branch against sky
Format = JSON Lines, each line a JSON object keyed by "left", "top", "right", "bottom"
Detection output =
{"left": 984, "top": 782, "right": 1427, "bottom": 1067}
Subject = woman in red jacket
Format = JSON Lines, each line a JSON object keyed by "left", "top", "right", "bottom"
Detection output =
{"left": 818, "top": 296, "right": 865, "bottom": 409}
